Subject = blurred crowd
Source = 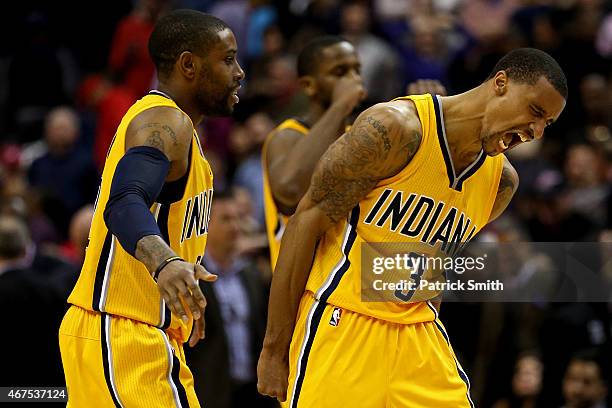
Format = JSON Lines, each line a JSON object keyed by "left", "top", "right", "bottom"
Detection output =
{"left": 0, "top": 0, "right": 611, "bottom": 407}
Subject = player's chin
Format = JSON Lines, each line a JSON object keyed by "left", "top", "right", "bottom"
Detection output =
{"left": 225, "top": 95, "right": 239, "bottom": 113}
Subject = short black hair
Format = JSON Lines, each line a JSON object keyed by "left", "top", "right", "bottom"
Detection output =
{"left": 148, "top": 9, "right": 230, "bottom": 79}
{"left": 487, "top": 48, "right": 568, "bottom": 99}
{"left": 212, "top": 187, "right": 235, "bottom": 202}
{"left": 297, "top": 35, "right": 349, "bottom": 77}
{"left": 568, "top": 348, "right": 608, "bottom": 382}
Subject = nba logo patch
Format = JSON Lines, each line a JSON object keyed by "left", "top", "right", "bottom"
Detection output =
{"left": 329, "top": 307, "right": 342, "bottom": 327}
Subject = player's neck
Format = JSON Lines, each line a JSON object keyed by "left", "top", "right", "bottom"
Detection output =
{"left": 156, "top": 83, "right": 205, "bottom": 126}
{"left": 437, "top": 86, "right": 488, "bottom": 174}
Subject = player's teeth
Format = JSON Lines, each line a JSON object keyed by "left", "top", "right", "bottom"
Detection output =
{"left": 499, "top": 139, "right": 507, "bottom": 149}
{"left": 519, "top": 133, "right": 528, "bottom": 142}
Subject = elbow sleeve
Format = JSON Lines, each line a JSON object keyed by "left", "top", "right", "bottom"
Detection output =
{"left": 103, "top": 146, "right": 171, "bottom": 256}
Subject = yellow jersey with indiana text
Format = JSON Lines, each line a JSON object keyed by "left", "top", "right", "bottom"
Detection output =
{"left": 68, "top": 91, "right": 213, "bottom": 342}
{"left": 304, "top": 94, "right": 504, "bottom": 325}
{"left": 262, "top": 118, "right": 310, "bottom": 270}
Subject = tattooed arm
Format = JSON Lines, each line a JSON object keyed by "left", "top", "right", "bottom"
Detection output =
{"left": 115, "top": 107, "right": 215, "bottom": 346}
{"left": 122, "top": 106, "right": 194, "bottom": 270}
{"left": 125, "top": 106, "right": 193, "bottom": 181}
{"left": 257, "top": 101, "right": 423, "bottom": 401}
{"left": 488, "top": 156, "right": 519, "bottom": 223}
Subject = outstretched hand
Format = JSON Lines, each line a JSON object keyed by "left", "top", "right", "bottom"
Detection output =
{"left": 156, "top": 261, "right": 217, "bottom": 346}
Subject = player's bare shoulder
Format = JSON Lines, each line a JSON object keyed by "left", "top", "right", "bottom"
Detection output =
{"left": 266, "top": 126, "right": 307, "bottom": 166}
{"left": 125, "top": 106, "right": 194, "bottom": 159}
{"left": 350, "top": 100, "right": 423, "bottom": 174}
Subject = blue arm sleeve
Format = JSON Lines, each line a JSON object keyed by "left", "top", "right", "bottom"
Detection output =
{"left": 103, "top": 146, "right": 171, "bottom": 256}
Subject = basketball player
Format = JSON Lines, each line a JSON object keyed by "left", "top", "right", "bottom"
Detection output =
{"left": 59, "top": 10, "right": 244, "bottom": 407}
{"left": 262, "top": 36, "right": 366, "bottom": 270}
{"left": 257, "top": 48, "right": 567, "bottom": 407}
{"left": 262, "top": 36, "right": 446, "bottom": 270}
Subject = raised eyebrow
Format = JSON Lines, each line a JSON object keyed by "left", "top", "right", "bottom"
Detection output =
{"left": 226, "top": 49, "right": 237, "bottom": 55}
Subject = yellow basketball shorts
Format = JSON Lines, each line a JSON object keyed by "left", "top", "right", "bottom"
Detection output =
{"left": 283, "top": 293, "right": 474, "bottom": 408}
{"left": 59, "top": 305, "right": 200, "bottom": 407}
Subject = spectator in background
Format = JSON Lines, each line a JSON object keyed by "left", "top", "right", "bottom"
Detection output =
{"left": 77, "top": 74, "right": 137, "bottom": 171}
{"left": 59, "top": 204, "right": 94, "bottom": 266}
{"left": 397, "top": 13, "right": 451, "bottom": 86}
{"left": 108, "top": 0, "right": 168, "bottom": 98}
{"left": 186, "top": 190, "right": 272, "bottom": 408}
{"left": 0, "top": 215, "right": 75, "bottom": 386}
{"left": 340, "top": 0, "right": 401, "bottom": 103}
{"left": 233, "top": 111, "right": 275, "bottom": 226}
{"left": 563, "top": 143, "right": 610, "bottom": 234}
{"left": 233, "top": 186, "right": 270, "bottom": 270}
{"left": 493, "top": 351, "right": 544, "bottom": 408}
{"left": 563, "top": 73, "right": 612, "bottom": 150}
{"left": 27, "top": 107, "right": 98, "bottom": 240}
{"left": 241, "top": 53, "right": 304, "bottom": 121}
{"left": 460, "top": 0, "right": 519, "bottom": 45}
{"left": 209, "top": 0, "right": 278, "bottom": 66}
{"left": 561, "top": 349, "right": 609, "bottom": 408}
{"left": 378, "top": 1, "right": 457, "bottom": 90}
{"left": 596, "top": 11, "right": 612, "bottom": 58}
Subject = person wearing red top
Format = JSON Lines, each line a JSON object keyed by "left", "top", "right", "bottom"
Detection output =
{"left": 108, "top": 0, "right": 168, "bottom": 98}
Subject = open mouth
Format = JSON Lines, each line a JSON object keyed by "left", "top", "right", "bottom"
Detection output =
{"left": 230, "top": 85, "right": 241, "bottom": 104}
{"left": 498, "top": 130, "right": 532, "bottom": 151}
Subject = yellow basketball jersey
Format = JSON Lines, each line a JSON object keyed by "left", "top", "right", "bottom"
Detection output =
{"left": 68, "top": 91, "right": 213, "bottom": 342}
{"left": 262, "top": 118, "right": 309, "bottom": 270}
{"left": 304, "top": 94, "right": 504, "bottom": 325}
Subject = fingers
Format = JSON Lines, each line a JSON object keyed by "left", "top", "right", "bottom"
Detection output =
{"left": 257, "top": 383, "right": 287, "bottom": 402}
{"left": 174, "top": 279, "right": 202, "bottom": 321}
{"left": 194, "top": 264, "right": 217, "bottom": 282}
{"left": 157, "top": 262, "right": 214, "bottom": 324}
{"left": 188, "top": 280, "right": 207, "bottom": 310}
{"left": 188, "top": 315, "right": 205, "bottom": 347}
{"left": 162, "top": 286, "right": 189, "bottom": 323}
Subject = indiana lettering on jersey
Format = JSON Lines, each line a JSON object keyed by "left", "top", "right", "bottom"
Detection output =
{"left": 364, "top": 188, "right": 478, "bottom": 256}
{"left": 180, "top": 189, "right": 213, "bottom": 243}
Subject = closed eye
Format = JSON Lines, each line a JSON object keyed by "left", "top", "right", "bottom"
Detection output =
{"left": 530, "top": 106, "right": 543, "bottom": 117}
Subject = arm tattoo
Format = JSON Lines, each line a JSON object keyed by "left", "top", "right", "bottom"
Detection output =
{"left": 139, "top": 123, "right": 178, "bottom": 146}
{"left": 403, "top": 131, "right": 422, "bottom": 159}
{"left": 498, "top": 166, "right": 517, "bottom": 198}
{"left": 310, "top": 109, "right": 421, "bottom": 223}
{"left": 145, "top": 130, "right": 165, "bottom": 151}
{"left": 365, "top": 116, "right": 391, "bottom": 151}
{"left": 135, "top": 235, "right": 176, "bottom": 273}
{"left": 490, "top": 163, "right": 518, "bottom": 221}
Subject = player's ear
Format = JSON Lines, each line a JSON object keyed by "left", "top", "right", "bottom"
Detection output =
{"left": 299, "top": 76, "right": 317, "bottom": 97}
{"left": 493, "top": 70, "right": 508, "bottom": 96}
{"left": 177, "top": 51, "right": 197, "bottom": 80}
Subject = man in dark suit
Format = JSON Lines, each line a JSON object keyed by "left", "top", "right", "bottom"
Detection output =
{"left": 0, "top": 215, "right": 77, "bottom": 387}
{"left": 186, "top": 189, "right": 274, "bottom": 408}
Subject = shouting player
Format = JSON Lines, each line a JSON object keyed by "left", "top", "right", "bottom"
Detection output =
{"left": 257, "top": 48, "right": 567, "bottom": 407}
